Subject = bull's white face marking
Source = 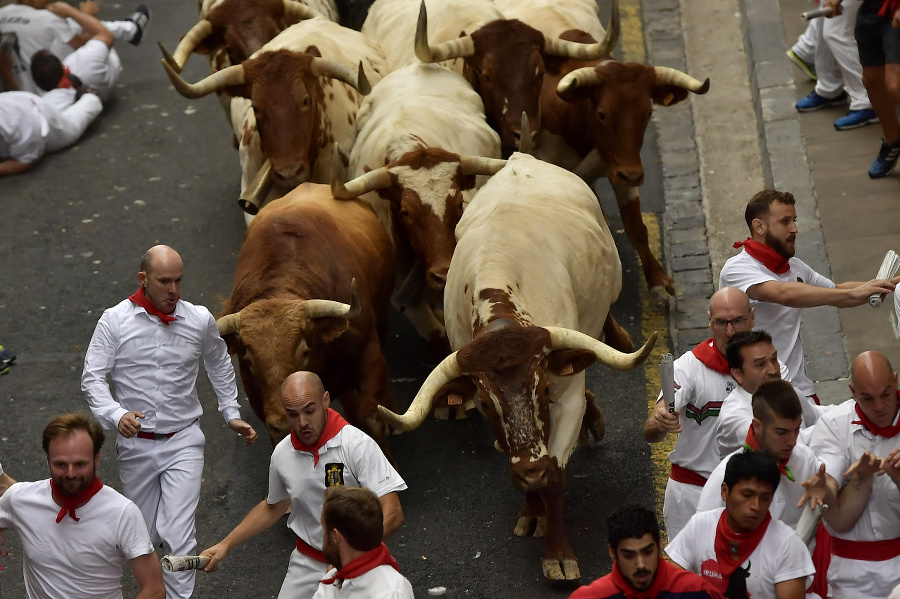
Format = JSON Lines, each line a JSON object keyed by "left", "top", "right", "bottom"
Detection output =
{"left": 487, "top": 361, "right": 549, "bottom": 464}
{"left": 501, "top": 96, "right": 509, "bottom": 116}
{"left": 534, "top": 65, "right": 540, "bottom": 77}
{"left": 391, "top": 161, "right": 459, "bottom": 222}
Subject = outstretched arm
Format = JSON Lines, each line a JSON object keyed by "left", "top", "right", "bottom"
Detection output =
{"left": 47, "top": 1, "right": 114, "bottom": 48}
{"left": 201, "top": 498, "right": 291, "bottom": 572}
{"left": 747, "top": 279, "right": 895, "bottom": 309}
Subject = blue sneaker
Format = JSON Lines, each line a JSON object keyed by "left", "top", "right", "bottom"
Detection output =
{"left": 834, "top": 108, "right": 879, "bottom": 131}
{"left": 0, "top": 345, "right": 14, "bottom": 365}
{"left": 795, "top": 90, "right": 847, "bottom": 112}
{"left": 787, "top": 49, "right": 817, "bottom": 81}
{"left": 869, "top": 138, "right": 900, "bottom": 179}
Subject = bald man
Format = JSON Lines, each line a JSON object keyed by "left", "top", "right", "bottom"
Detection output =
{"left": 81, "top": 244, "right": 258, "bottom": 599}
{"left": 200, "top": 371, "right": 406, "bottom": 599}
{"left": 803, "top": 351, "right": 900, "bottom": 597}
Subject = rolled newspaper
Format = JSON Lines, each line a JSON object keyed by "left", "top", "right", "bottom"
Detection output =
{"left": 660, "top": 353, "right": 676, "bottom": 414}
{"left": 161, "top": 555, "right": 211, "bottom": 572}
{"left": 801, "top": 6, "right": 832, "bottom": 19}
{"left": 869, "top": 250, "right": 900, "bottom": 308}
{"left": 796, "top": 504, "right": 827, "bottom": 548}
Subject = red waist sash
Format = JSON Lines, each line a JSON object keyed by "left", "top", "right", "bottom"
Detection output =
{"left": 831, "top": 536, "right": 900, "bottom": 561}
{"left": 669, "top": 463, "right": 708, "bottom": 487}
{"left": 296, "top": 535, "right": 327, "bottom": 563}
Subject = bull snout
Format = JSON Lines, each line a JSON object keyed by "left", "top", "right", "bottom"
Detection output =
{"left": 510, "top": 456, "right": 556, "bottom": 492}
{"left": 426, "top": 265, "right": 449, "bottom": 291}
{"left": 272, "top": 162, "right": 311, "bottom": 189}
{"left": 611, "top": 166, "right": 644, "bottom": 187}
{"left": 511, "top": 127, "right": 540, "bottom": 152}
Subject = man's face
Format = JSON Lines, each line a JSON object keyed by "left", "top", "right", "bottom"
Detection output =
{"left": 722, "top": 477, "right": 774, "bottom": 533}
{"left": 321, "top": 516, "right": 342, "bottom": 569}
{"left": 851, "top": 370, "right": 900, "bottom": 428}
{"left": 47, "top": 430, "right": 98, "bottom": 497}
{"left": 733, "top": 342, "right": 780, "bottom": 393}
{"left": 709, "top": 304, "right": 753, "bottom": 354}
{"left": 137, "top": 257, "right": 183, "bottom": 315}
{"left": 760, "top": 202, "right": 798, "bottom": 259}
{"left": 282, "top": 385, "right": 330, "bottom": 445}
{"left": 755, "top": 414, "right": 801, "bottom": 462}
{"left": 609, "top": 534, "right": 659, "bottom": 591}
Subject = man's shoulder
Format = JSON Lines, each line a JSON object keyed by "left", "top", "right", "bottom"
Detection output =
{"left": 658, "top": 559, "right": 723, "bottom": 595}
{"left": 355, "top": 565, "right": 414, "bottom": 596}
{"left": 567, "top": 572, "right": 619, "bottom": 599}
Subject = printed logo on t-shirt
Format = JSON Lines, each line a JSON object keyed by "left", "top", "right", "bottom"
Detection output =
{"left": 725, "top": 381, "right": 736, "bottom": 395}
{"left": 684, "top": 401, "right": 723, "bottom": 425}
{"left": 324, "top": 463, "right": 345, "bottom": 487}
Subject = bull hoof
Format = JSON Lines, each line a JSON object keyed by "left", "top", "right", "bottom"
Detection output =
{"left": 493, "top": 440, "right": 505, "bottom": 454}
{"left": 463, "top": 399, "right": 477, "bottom": 413}
{"left": 533, "top": 516, "right": 547, "bottom": 538}
{"left": 542, "top": 558, "right": 580, "bottom": 581}
{"left": 649, "top": 281, "right": 676, "bottom": 300}
{"left": 434, "top": 407, "right": 450, "bottom": 420}
{"left": 453, "top": 405, "right": 468, "bottom": 419}
{"left": 589, "top": 412, "right": 605, "bottom": 443}
{"left": 514, "top": 515, "right": 536, "bottom": 537}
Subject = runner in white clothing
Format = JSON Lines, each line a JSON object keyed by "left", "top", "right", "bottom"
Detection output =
{"left": 0, "top": 413, "right": 164, "bottom": 599}
{"left": 201, "top": 371, "right": 407, "bottom": 599}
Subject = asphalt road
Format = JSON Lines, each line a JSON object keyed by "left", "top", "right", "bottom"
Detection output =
{"left": 0, "top": 1, "right": 667, "bottom": 597}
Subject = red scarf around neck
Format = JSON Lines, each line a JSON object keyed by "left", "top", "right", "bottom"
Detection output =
{"left": 691, "top": 338, "right": 731, "bottom": 376}
{"left": 290, "top": 408, "right": 349, "bottom": 467}
{"left": 733, "top": 238, "right": 790, "bottom": 275}
{"left": 852, "top": 393, "right": 900, "bottom": 438}
{"left": 743, "top": 425, "right": 795, "bottom": 481}
{"left": 128, "top": 287, "right": 178, "bottom": 325}
{"left": 711, "top": 508, "right": 771, "bottom": 588}
{"left": 57, "top": 67, "right": 81, "bottom": 90}
{"left": 319, "top": 543, "right": 400, "bottom": 585}
{"left": 50, "top": 476, "right": 103, "bottom": 523}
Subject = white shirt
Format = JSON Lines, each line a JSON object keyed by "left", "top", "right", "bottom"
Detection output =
{"left": 666, "top": 508, "right": 815, "bottom": 599}
{"left": 81, "top": 297, "right": 241, "bottom": 433}
{"left": 696, "top": 444, "right": 822, "bottom": 529}
{"left": 719, "top": 249, "right": 834, "bottom": 397}
{"left": 314, "top": 565, "right": 415, "bottom": 599}
{"left": 0, "top": 4, "right": 78, "bottom": 94}
{"left": 268, "top": 421, "right": 407, "bottom": 551}
{"left": 0, "top": 90, "right": 48, "bottom": 164}
{"left": 0, "top": 480, "right": 155, "bottom": 599}
{"left": 63, "top": 39, "right": 121, "bottom": 102}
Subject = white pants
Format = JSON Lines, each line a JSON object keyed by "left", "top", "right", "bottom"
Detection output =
{"left": 793, "top": 19, "right": 820, "bottom": 63}
{"left": 663, "top": 478, "right": 703, "bottom": 541}
{"left": 64, "top": 17, "right": 137, "bottom": 44}
{"left": 279, "top": 549, "right": 328, "bottom": 599}
{"left": 117, "top": 422, "right": 205, "bottom": 599}
{"left": 827, "top": 554, "right": 900, "bottom": 598}
{"left": 36, "top": 88, "right": 101, "bottom": 153}
{"left": 814, "top": 0, "right": 871, "bottom": 110}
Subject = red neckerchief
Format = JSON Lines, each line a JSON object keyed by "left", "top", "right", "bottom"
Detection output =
{"left": 712, "top": 509, "right": 771, "bottom": 588}
{"left": 290, "top": 408, "right": 349, "bottom": 467}
{"left": 128, "top": 287, "right": 178, "bottom": 325}
{"left": 733, "top": 238, "right": 790, "bottom": 275}
{"left": 852, "top": 394, "right": 900, "bottom": 438}
{"left": 691, "top": 338, "right": 731, "bottom": 376}
{"left": 879, "top": 0, "right": 900, "bottom": 17}
{"left": 57, "top": 67, "right": 81, "bottom": 90}
{"left": 319, "top": 543, "right": 400, "bottom": 585}
{"left": 49, "top": 476, "right": 103, "bottom": 523}
{"left": 742, "top": 425, "right": 795, "bottom": 481}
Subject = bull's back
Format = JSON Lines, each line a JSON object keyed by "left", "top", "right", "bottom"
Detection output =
{"left": 494, "top": 0, "right": 605, "bottom": 41}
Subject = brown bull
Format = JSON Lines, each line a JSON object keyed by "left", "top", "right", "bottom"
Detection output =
{"left": 217, "top": 183, "right": 396, "bottom": 460}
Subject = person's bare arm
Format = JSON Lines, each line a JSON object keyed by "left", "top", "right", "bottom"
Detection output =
{"left": 747, "top": 279, "right": 894, "bottom": 309}
{"left": 47, "top": 1, "right": 114, "bottom": 48}
{"left": 822, "top": 451, "right": 880, "bottom": 533}
{"left": 643, "top": 399, "right": 682, "bottom": 443}
{"left": 0, "top": 159, "right": 34, "bottom": 176}
{"left": 774, "top": 578, "right": 807, "bottom": 599}
{"left": 200, "top": 498, "right": 291, "bottom": 572}
{"left": 131, "top": 552, "right": 166, "bottom": 599}
{"left": 0, "top": 472, "right": 16, "bottom": 498}
{"left": 380, "top": 492, "right": 404, "bottom": 540}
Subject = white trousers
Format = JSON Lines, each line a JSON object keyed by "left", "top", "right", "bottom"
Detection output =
{"left": 36, "top": 88, "right": 101, "bottom": 153}
{"left": 117, "top": 422, "right": 205, "bottom": 599}
{"left": 793, "top": 18, "right": 820, "bottom": 63}
{"left": 65, "top": 17, "right": 137, "bottom": 44}
{"left": 663, "top": 477, "right": 703, "bottom": 541}
{"left": 279, "top": 549, "right": 328, "bottom": 599}
{"left": 827, "top": 553, "right": 900, "bottom": 598}
{"left": 814, "top": 0, "right": 871, "bottom": 110}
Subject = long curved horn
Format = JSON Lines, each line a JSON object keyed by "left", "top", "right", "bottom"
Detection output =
{"left": 545, "top": 327, "right": 658, "bottom": 371}
{"left": 414, "top": 0, "right": 475, "bottom": 63}
{"left": 517, "top": 111, "right": 533, "bottom": 155}
{"left": 458, "top": 156, "right": 507, "bottom": 176}
{"left": 239, "top": 160, "right": 273, "bottom": 215}
{"left": 303, "top": 278, "right": 361, "bottom": 320}
{"left": 378, "top": 351, "right": 464, "bottom": 432}
{"left": 283, "top": 0, "right": 321, "bottom": 20}
{"left": 556, "top": 66, "right": 600, "bottom": 100}
{"left": 333, "top": 166, "right": 393, "bottom": 199}
{"left": 310, "top": 58, "right": 371, "bottom": 95}
{"left": 653, "top": 66, "right": 710, "bottom": 94}
{"left": 162, "top": 60, "right": 245, "bottom": 99}
{"left": 217, "top": 312, "right": 241, "bottom": 336}
{"left": 543, "top": 0, "right": 619, "bottom": 60}
{"left": 161, "top": 20, "right": 214, "bottom": 72}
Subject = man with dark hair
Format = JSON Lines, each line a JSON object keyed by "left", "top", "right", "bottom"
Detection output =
{"left": 667, "top": 451, "right": 814, "bottom": 599}
{"left": 720, "top": 189, "right": 895, "bottom": 413}
{"left": 569, "top": 505, "right": 722, "bottom": 598}
{"left": 314, "top": 486, "right": 413, "bottom": 598}
{"left": 698, "top": 380, "right": 822, "bottom": 530}
{"left": 0, "top": 412, "right": 164, "bottom": 598}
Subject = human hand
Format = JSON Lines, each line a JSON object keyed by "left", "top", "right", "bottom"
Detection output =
{"left": 854, "top": 279, "right": 895, "bottom": 303}
{"left": 844, "top": 450, "right": 883, "bottom": 479}
{"left": 653, "top": 402, "right": 682, "bottom": 434}
{"left": 822, "top": 0, "right": 843, "bottom": 17}
{"left": 879, "top": 448, "right": 900, "bottom": 485}
{"left": 78, "top": 0, "right": 99, "bottom": 15}
{"left": 46, "top": 2, "right": 76, "bottom": 18}
{"left": 798, "top": 463, "right": 828, "bottom": 509}
{"left": 118, "top": 411, "right": 145, "bottom": 438}
{"left": 228, "top": 419, "right": 258, "bottom": 445}
{"left": 200, "top": 544, "right": 228, "bottom": 572}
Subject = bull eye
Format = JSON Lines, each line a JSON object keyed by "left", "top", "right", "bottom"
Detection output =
{"left": 302, "top": 97, "right": 310, "bottom": 108}
{"left": 399, "top": 207, "right": 411, "bottom": 219}
{"left": 597, "top": 110, "right": 606, "bottom": 122}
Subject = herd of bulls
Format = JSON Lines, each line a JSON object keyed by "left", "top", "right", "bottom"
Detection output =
{"left": 160, "top": 0, "right": 709, "bottom": 582}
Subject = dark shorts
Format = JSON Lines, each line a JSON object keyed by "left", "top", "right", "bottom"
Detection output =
{"left": 856, "top": 0, "right": 900, "bottom": 66}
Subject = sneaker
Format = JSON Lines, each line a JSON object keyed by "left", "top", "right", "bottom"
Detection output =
{"left": 868, "top": 138, "right": 900, "bottom": 179}
{"left": 787, "top": 48, "right": 817, "bottom": 81}
{"left": 796, "top": 90, "right": 848, "bottom": 112}
{"left": 0, "top": 364, "right": 8, "bottom": 375}
{"left": 834, "top": 108, "right": 879, "bottom": 131}
{"left": 0, "top": 345, "right": 15, "bottom": 365}
{"left": 127, "top": 4, "right": 151, "bottom": 46}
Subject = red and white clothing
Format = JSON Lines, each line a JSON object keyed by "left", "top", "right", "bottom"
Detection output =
{"left": 61, "top": 39, "right": 121, "bottom": 102}
{"left": 313, "top": 544, "right": 414, "bottom": 599}
{"left": 81, "top": 296, "right": 243, "bottom": 599}
{"left": 0, "top": 479, "right": 154, "bottom": 599}
{"left": 568, "top": 557, "right": 723, "bottom": 599}
{"left": 268, "top": 414, "right": 407, "bottom": 599}
{"left": 666, "top": 508, "right": 815, "bottom": 599}
{"left": 719, "top": 249, "right": 834, "bottom": 403}
{"left": 0, "top": 4, "right": 78, "bottom": 94}
{"left": 808, "top": 398, "right": 900, "bottom": 598}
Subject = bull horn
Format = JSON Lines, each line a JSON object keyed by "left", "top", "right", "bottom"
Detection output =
{"left": 545, "top": 327, "right": 658, "bottom": 371}
{"left": 303, "top": 279, "right": 361, "bottom": 320}
{"left": 543, "top": 0, "right": 619, "bottom": 60}
{"left": 458, "top": 155, "right": 506, "bottom": 176}
{"left": 653, "top": 66, "right": 710, "bottom": 94}
{"left": 283, "top": 0, "right": 322, "bottom": 20}
{"left": 310, "top": 58, "right": 371, "bottom": 95}
{"left": 414, "top": 0, "right": 475, "bottom": 63}
{"left": 239, "top": 159, "right": 273, "bottom": 215}
{"left": 333, "top": 166, "right": 392, "bottom": 199}
{"left": 556, "top": 66, "right": 600, "bottom": 100}
{"left": 162, "top": 60, "right": 245, "bottom": 99}
{"left": 217, "top": 312, "right": 241, "bottom": 336}
{"left": 517, "top": 111, "right": 533, "bottom": 155}
{"left": 378, "top": 351, "right": 464, "bottom": 432}
{"left": 161, "top": 20, "right": 214, "bottom": 73}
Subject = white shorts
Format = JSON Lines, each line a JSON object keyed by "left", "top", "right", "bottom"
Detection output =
{"left": 663, "top": 477, "right": 703, "bottom": 541}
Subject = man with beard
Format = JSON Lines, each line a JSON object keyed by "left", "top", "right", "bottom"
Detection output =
{"left": 719, "top": 189, "right": 895, "bottom": 417}
{"left": 568, "top": 505, "right": 722, "bottom": 598}
{"left": 0, "top": 413, "right": 164, "bottom": 598}
{"left": 313, "top": 486, "right": 413, "bottom": 599}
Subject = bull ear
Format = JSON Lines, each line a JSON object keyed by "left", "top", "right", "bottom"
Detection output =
{"left": 312, "top": 317, "right": 351, "bottom": 343}
{"left": 305, "top": 44, "right": 322, "bottom": 58}
{"left": 431, "top": 376, "right": 478, "bottom": 412}
{"left": 547, "top": 348, "right": 596, "bottom": 376}
{"left": 651, "top": 85, "right": 689, "bottom": 107}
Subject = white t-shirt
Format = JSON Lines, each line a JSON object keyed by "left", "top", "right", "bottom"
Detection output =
{"left": 0, "top": 90, "right": 47, "bottom": 164}
{"left": 0, "top": 480, "right": 155, "bottom": 599}
{"left": 719, "top": 249, "right": 834, "bottom": 398}
{"left": 313, "top": 565, "right": 415, "bottom": 599}
{"left": 63, "top": 39, "right": 121, "bottom": 102}
{"left": 666, "top": 508, "right": 815, "bottom": 599}
{"left": 696, "top": 444, "right": 821, "bottom": 529}
{"left": 0, "top": 4, "right": 78, "bottom": 94}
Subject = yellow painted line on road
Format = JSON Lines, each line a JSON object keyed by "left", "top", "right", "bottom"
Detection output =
{"left": 619, "top": 0, "right": 646, "bottom": 64}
